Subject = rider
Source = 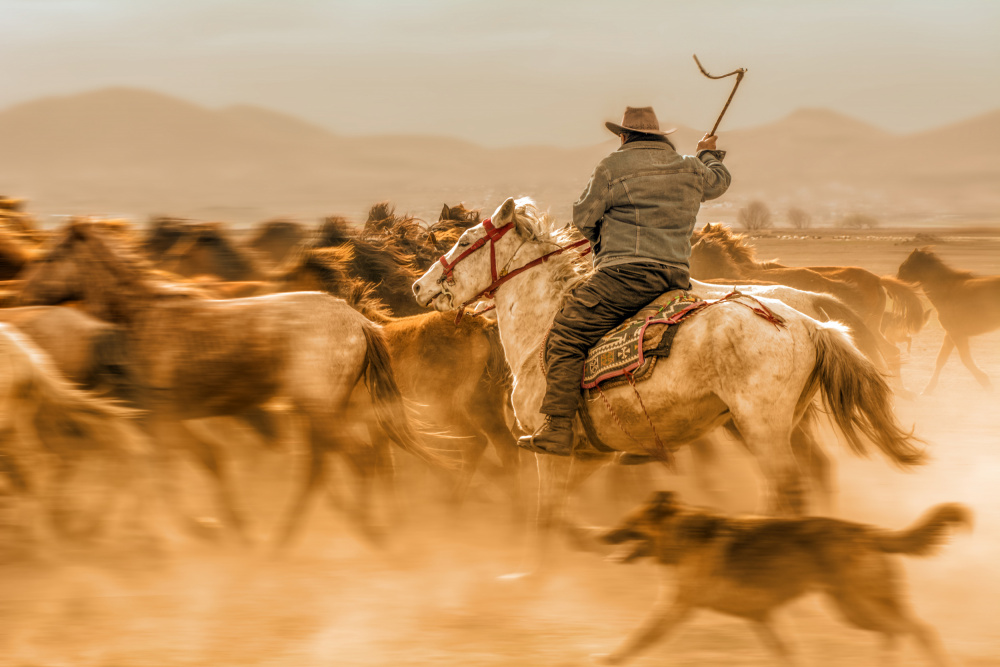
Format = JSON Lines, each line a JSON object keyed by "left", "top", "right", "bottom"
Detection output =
{"left": 518, "top": 106, "right": 731, "bottom": 456}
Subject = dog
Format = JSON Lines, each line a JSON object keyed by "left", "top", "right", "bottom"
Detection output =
{"left": 598, "top": 491, "right": 971, "bottom": 666}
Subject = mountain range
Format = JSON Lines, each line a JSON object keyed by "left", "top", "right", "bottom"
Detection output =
{"left": 0, "top": 87, "right": 997, "bottom": 226}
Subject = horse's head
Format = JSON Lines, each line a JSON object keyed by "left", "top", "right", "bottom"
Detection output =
{"left": 413, "top": 197, "right": 536, "bottom": 311}
{"left": 689, "top": 235, "right": 731, "bottom": 280}
{"left": 18, "top": 219, "right": 94, "bottom": 306}
{"left": 897, "top": 246, "right": 936, "bottom": 284}
{"left": 143, "top": 216, "right": 190, "bottom": 259}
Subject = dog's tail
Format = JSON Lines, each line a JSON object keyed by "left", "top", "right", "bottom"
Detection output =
{"left": 875, "top": 503, "right": 973, "bottom": 556}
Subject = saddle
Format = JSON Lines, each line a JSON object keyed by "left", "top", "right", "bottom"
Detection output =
{"left": 580, "top": 289, "right": 705, "bottom": 390}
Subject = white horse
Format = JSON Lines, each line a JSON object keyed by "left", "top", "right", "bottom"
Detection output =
{"left": 414, "top": 197, "right": 922, "bottom": 531}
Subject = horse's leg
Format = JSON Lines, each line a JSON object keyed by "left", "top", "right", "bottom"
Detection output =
{"left": 790, "top": 410, "right": 835, "bottom": 514}
{"left": 365, "top": 422, "right": 400, "bottom": 527}
{"left": 147, "top": 418, "right": 248, "bottom": 544}
{"left": 953, "top": 335, "right": 992, "bottom": 389}
{"left": 176, "top": 419, "right": 252, "bottom": 545}
{"left": 339, "top": 444, "right": 387, "bottom": 547}
{"left": 687, "top": 434, "right": 732, "bottom": 509}
{"left": 501, "top": 453, "right": 571, "bottom": 579}
{"left": 734, "top": 415, "right": 804, "bottom": 516}
{"left": 447, "top": 418, "right": 490, "bottom": 510}
{"left": 272, "top": 409, "right": 332, "bottom": 551}
{"left": 489, "top": 426, "right": 526, "bottom": 525}
{"left": 560, "top": 453, "right": 611, "bottom": 553}
{"left": 923, "top": 335, "right": 954, "bottom": 395}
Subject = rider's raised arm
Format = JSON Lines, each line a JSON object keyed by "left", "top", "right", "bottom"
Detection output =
{"left": 572, "top": 162, "right": 611, "bottom": 243}
{"left": 695, "top": 149, "right": 731, "bottom": 202}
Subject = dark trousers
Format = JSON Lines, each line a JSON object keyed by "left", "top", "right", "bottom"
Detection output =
{"left": 540, "top": 262, "right": 691, "bottom": 418}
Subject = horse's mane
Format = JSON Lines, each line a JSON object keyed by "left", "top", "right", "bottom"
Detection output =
{"left": 363, "top": 201, "right": 426, "bottom": 240}
{"left": 909, "top": 247, "right": 976, "bottom": 280}
{"left": 343, "top": 280, "right": 394, "bottom": 324}
{"left": 695, "top": 222, "right": 785, "bottom": 268}
{"left": 272, "top": 245, "right": 394, "bottom": 322}
{"left": 511, "top": 198, "right": 593, "bottom": 285}
{"left": 316, "top": 216, "right": 356, "bottom": 247}
{"left": 276, "top": 245, "right": 355, "bottom": 292}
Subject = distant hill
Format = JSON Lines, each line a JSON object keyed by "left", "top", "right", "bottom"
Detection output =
{"left": 0, "top": 87, "right": 997, "bottom": 225}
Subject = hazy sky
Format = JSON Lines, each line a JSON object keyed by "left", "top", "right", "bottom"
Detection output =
{"left": 4, "top": 0, "right": 999, "bottom": 146}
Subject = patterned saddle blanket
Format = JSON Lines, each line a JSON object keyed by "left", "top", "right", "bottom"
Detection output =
{"left": 581, "top": 290, "right": 706, "bottom": 389}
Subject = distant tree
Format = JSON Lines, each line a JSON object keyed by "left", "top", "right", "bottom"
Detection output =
{"left": 787, "top": 207, "right": 812, "bottom": 230}
{"left": 737, "top": 200, "right": 773, "bottom": 231}
{"left": 842, "top": 213, "right": 880, "bottom": 229}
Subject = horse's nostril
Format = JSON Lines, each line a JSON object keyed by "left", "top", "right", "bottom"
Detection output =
{"left": 413, "top": 283, "right": 421, "bottom": 295}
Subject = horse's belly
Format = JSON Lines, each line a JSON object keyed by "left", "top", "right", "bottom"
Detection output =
{"left": 584, "top": 384, "right": 729, "bottom": 454}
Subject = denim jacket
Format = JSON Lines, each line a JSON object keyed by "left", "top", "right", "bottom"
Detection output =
{"left": 572, "top": 141, "right": 731, "bottom": 272}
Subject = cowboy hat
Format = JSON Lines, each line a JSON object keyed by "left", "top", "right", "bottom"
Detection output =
{"left": 605, "top": 106, "right": 676, "bottom": 137}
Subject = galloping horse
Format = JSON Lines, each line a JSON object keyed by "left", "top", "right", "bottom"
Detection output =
{"left": 898, "top": 246, "right": 1000, "bottom": 393}
{"left": 414, "top": 198, "right": 923, "bottom": 524}
{"left": 690, "top": 223, "right": 927, "bottom": 380}
{"left": 16, "top": 220, "right": 450, "bottom": 546}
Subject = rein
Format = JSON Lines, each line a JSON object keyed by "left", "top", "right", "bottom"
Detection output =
{"left": 438, "top": 217, "right": 591, "bottom": 323}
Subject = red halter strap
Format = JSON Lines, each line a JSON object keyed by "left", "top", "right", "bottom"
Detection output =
{"left": 436, "top": 217, "right": 592, "bottom": 319}
{"left": 438, "top": 217, "right": 513, "bottom": 286}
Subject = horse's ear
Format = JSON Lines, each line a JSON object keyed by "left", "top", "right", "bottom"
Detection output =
{"left": 440, "top": 203, "right": 450, "bottom": 220}
{"left": 427, "top": 231, "right": 438, "bottom": 246}
{"left": 494, "top": 197, "right": 516, "bottom": 225}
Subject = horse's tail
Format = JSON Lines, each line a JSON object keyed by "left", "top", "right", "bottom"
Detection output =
{"left": 360, "top": 321, "right": 456, "bottom": 471}
{"left": 810, "top": 294, "right": 887, "bottom": 370}
{"left": 874, "top": 503, "right": 972, "bottom": 556}
{"left": 880, "top": 275, "right": 929, "bottom": 335}
{"left": 807, "top": 321, "right": 926, "bottom": 467}
{"left": 9, "top": 328, "right": 146, "bottom": 457}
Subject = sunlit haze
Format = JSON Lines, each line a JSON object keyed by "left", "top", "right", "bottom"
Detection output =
{"left": 5, "top": 0, "right": 1000, "bottom": 146}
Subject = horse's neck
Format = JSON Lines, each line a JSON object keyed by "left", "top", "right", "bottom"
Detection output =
{"left": 492, "top": 260, "right": 569, "bottom": 374}
{"left": 919, "top": 258, "right": 966, "bottom": 291}
{"left": 81, "top": 245, "right": 167, "bottom": 325}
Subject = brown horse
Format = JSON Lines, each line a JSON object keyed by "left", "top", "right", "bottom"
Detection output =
{"left": 154, "top": 221, "right": 265, "bottom": 282}
{"left": 15, "top": 220, "right": 450, "bottom": 546}
{"left": 272, "top": 245, "right": 523, "bottom": 518}
{"left": 898, "top": 246, "right": 1000, "bottom": 393}
{"left": 247, "top": 218, "right": 308, "bottom": 267}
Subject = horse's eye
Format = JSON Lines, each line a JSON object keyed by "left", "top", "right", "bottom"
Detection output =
{"left": 458, "top": 240, "right": 470, "bottom": 248}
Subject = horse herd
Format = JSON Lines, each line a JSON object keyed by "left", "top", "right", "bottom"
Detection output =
{"left": 0, "top": 197, "right": 998, "bottom": 663}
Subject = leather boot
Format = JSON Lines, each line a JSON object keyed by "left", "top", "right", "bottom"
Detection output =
{"left": 517, "top": 415, "right": 575, "bottom": 456}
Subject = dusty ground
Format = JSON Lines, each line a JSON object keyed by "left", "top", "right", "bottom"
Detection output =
{"left": 1, "top": 230, "right": 999, "bottom": 666}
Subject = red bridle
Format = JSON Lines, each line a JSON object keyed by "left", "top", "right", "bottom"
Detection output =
{"left": 437, "top": 217, "right": 591, "bottom": 318}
